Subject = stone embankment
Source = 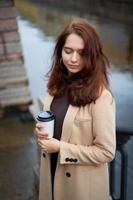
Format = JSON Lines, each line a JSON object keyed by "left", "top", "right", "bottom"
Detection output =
{"left": 0, "top": 0, "right": 31, "bottom": 117}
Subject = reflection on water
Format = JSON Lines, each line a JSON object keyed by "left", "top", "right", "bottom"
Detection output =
{"left": 15, "top": 0, "right": 75, "bottom": 37}
{"left": 17, "top": 18, "right": 55, "bottom": 103}
{"left": 14, "top": 0, "right": 133, "bottom": 130}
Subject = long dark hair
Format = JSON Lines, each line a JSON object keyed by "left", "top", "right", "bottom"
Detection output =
{"left": 47, "top": 19, "right": 110, "bottom": 106}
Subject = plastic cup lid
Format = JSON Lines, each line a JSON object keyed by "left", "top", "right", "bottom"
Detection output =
{"left": 37, "top": 111, "right": 55, "bottom": 122}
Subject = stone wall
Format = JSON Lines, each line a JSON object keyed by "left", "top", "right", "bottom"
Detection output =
{"left": 0, "top": 0, "right": 31, "bottom": 115}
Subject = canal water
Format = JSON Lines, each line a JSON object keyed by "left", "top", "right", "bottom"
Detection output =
{"left": 15, "top": 0, "right": 133, "bottom": 131}
{"left": 0, "top": 0, "right": 133, "bottom": 199}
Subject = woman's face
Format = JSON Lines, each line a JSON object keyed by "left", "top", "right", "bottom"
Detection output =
{"left": 62, "top": 33, "right": 85, "bottom": 74}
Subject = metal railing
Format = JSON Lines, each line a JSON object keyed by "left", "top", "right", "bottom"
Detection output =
{"left": 110, "top": 129, "right": 133, "bottom": 200}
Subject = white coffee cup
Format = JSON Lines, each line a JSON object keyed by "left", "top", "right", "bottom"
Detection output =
{"left": 37, "top": 111, "right": 55, "bottom": 138}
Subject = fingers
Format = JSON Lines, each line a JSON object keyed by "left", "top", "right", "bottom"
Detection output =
{"left": 37, "top": 139, "right": 43, "bottom": 147}
{"left": 37, "top": 131, "right": 48, "bottom": 137}
{"left": 35, "top": 124, "right": 48, "bottom": 137}
{"left": 35, "top": 127, "right": 47, "bottom": 135}
{"left": 36, "top": 122, "right": 42, "bottom": 128}
{"left": 35, "top": 130, "right": 48, "bottom": 139}
{"left": 37, "top": 139, "right": 48, "bottom": 152}
{"left": 37, "top": 138, "right": 60, "bottom": 153}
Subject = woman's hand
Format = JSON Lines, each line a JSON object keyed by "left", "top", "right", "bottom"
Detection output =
{"left": 35, "top": 122, "right": 60, "bottom": 153}
{"left": 35, "top": 122, "right": 49, "bottom": 140}
{"left": 37, "top": 138, "right": 60, "bottom": 153}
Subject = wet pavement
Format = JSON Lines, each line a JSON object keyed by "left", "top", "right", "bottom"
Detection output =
{"left": 0, "top": 115, "right": 39, "bottom": 200}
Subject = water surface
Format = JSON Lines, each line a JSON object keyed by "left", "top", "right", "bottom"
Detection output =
{"left": 15, "top": 0, "right": 133, "bottom": 131}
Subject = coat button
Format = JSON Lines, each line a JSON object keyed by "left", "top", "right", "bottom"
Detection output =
{"left": 65, "top": 157, "right": 69, "bottom": 162}
{"left": 74, "top": 158, "right": 78, "bottom": 162}
{"left": 43, "top": 153, "right": 46, "bottom": 158}
{"left": 66, "top": 172, "right": 71, "bottom": 177}
{"left": 70, "top": 158, "right": 73, "bottom": 162}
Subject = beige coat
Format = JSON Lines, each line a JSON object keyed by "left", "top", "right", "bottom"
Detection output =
{"left": 39, "top": 89, "right": 116, "bottom": 200}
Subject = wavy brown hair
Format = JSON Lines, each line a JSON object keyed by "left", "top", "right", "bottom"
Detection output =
{"left": 47, "top": 19, "right": 110, "bottom": 106}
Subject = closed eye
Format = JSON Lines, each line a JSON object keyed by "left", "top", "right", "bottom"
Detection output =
{"left": 63, "top": 47, "right": 84, "bottom": 56}
{"left": 63, "top": 47, "right": 72, "bottom": 54}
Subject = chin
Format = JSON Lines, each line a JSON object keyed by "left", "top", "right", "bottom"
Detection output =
{"left": 69, "top": 71, "right": 79, "bottom": 74}
{"left": 68, "top": 68, "right": 80, "bottom": 73}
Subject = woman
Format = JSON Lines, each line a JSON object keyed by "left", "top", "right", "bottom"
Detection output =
{"left": 35, "top": 19, "right": 116, "bottom": 200}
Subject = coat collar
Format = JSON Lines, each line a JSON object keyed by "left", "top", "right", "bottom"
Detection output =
{"left": 61, "top": 104, "right": 78, "bottom": 142}
{"left": 43, "top": 93, "right": 79, "bottom": 142}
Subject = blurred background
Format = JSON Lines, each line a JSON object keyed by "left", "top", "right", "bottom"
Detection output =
{"left": 0, "top": 0, "right": 133, "bottom": 199}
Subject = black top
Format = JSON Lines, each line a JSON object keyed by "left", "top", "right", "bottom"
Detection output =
{"left": 50, "top": 88, "right": 69, "bottom": 192}
{"left": 50, "top": 73, "right": 80, "bottom": 197}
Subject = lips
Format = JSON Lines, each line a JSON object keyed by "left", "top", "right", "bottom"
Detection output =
{"left": 69, "top": 65, "right": 78, "bottom": 68}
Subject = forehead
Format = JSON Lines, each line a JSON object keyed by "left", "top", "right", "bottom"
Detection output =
{"left": 64, "top": 33, "right": 84, "bottom": 50}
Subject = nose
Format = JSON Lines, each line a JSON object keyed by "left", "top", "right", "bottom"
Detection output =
{"left": 71, "top": 52, "right": 78, "bottom": 63}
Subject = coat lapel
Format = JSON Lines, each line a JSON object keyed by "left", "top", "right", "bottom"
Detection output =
{"left": 43, "top": 93, "right": 54, "bottom": 110}
{"left": 61, "top": 105, "right": 79, "bottom": 142}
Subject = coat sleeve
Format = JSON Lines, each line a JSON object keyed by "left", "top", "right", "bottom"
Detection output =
{"left": 59, "top": 90, "right": 116, "bottom": 165}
